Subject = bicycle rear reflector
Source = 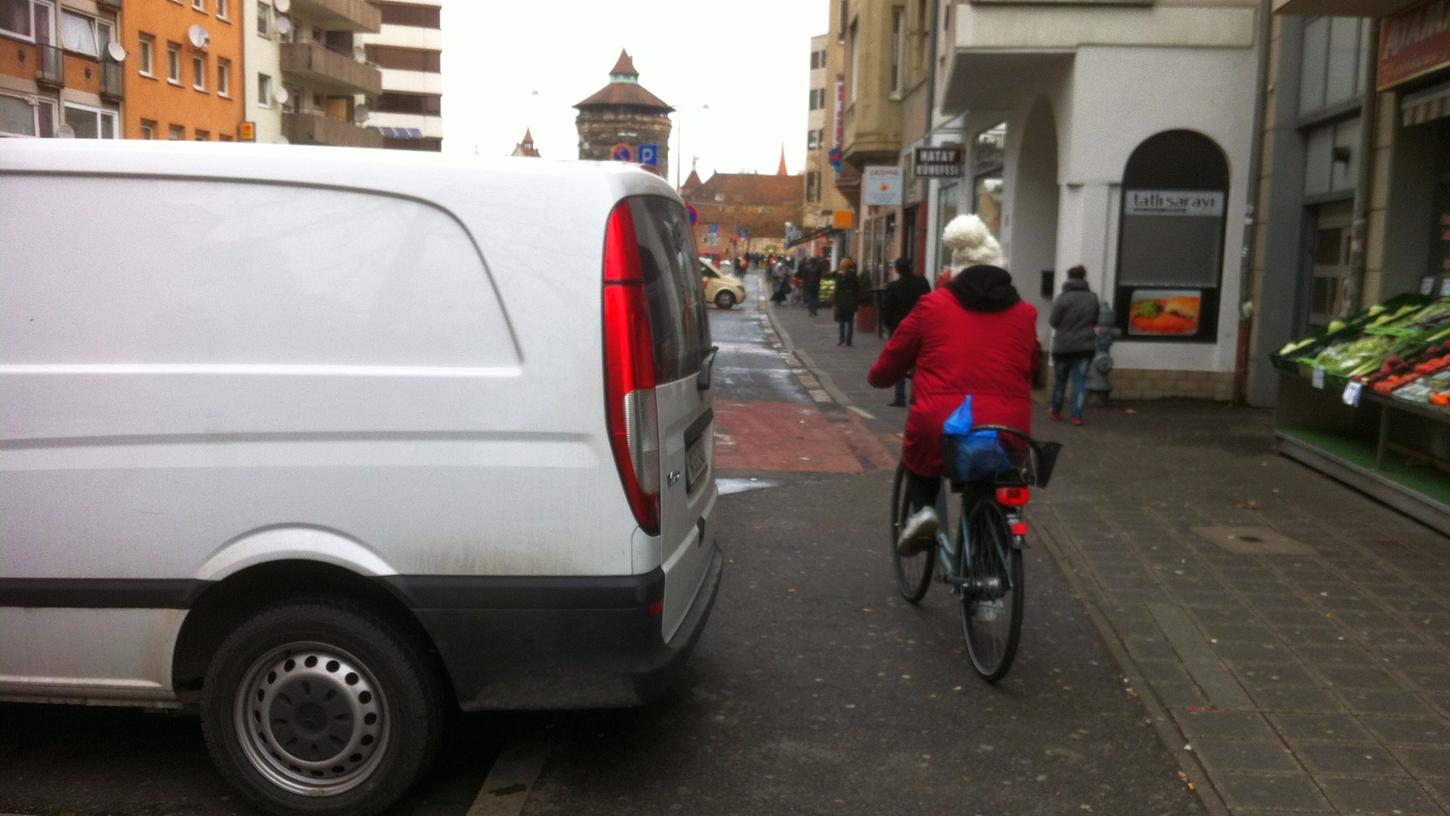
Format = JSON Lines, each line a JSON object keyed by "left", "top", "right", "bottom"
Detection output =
{"left": 1010, "top": 521, "right": 1029, "bottom": 536}
{"left": 996, "top": 487, "right": 1031, "bottom": 507}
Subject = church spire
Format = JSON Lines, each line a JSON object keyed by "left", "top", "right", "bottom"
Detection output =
{"left": 776, "top": 144, "right": 788, "bottom": 176}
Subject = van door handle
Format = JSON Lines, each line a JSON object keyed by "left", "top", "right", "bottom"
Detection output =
{"left": 667, "top": 471, "right": 682, "bottom": 486}
{"left": 697, "top": 346, "right": 720, "bottom": 391}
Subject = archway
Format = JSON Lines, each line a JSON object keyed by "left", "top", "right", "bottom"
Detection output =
{"left": 1115, "top": 130, "right": 1230, "bottom": 342}
{"left": 1011, "top": 97, "right": 1061, "bottom": 339}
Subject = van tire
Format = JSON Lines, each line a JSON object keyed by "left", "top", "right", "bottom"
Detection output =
{"left": 200, "top": 601, "right": 443, "bottom": 816}
{"left": 715, "top": 290, "right": 736, "bottom": 309}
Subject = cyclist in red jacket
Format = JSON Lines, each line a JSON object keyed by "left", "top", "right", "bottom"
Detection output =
{"left": 868, "top": 215, "right": 1040, "bottom": 553}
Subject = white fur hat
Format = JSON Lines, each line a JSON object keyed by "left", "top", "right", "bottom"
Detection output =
{"left": 941, "top": 214, "right": 1003, "bottom": 269}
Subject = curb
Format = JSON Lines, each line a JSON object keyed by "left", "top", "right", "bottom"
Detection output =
{"left": 762, "top": 294, "right": 858, "bottom": 411}
{"left": 1033, "top": 510, "right": 1232, "bottom": 816}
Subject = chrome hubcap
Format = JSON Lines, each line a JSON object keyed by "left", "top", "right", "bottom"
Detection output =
{"left": 234, "top": 642, "right": 388, "bottom": 796}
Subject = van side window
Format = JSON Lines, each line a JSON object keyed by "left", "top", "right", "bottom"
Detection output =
{"left": 629, "top": 197, "right": 710, "bottom": 383}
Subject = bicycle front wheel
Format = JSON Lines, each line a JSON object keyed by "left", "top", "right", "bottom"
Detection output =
{"left": 890, "top": 462, "right": 933, "bottom": 604}
{"left": 960, "top": 499, "right": 1024, "bottom": 682}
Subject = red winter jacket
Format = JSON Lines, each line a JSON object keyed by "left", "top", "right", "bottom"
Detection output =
{"left": 868, "top": 287, "right": 1040, "bottom": 478}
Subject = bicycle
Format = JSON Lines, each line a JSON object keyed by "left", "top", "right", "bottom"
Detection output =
{"left": 889, "top": 426, "right": 1061, "bottom": 682}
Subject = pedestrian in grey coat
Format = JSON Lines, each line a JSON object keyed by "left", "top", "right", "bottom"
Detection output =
{"left": 1048, "top": 265, "right": 1099, "bottom": 424}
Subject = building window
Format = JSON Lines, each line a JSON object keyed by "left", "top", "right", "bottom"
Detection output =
{"left": 62, "top": 103, "right": 117, "bottom": 139}
{"left": 137, "top": 34, "right": 154, "bottom": 76}
{"left": 219, "top": 133, "right": 233, "bottom": 141}
{"left": 217, "top": 58, "right": 230, "bottom": 96}
{"left": 192, "top": 54, "right": 205, "bottom": 90}
{"left": 139, "top": 119, "right": 155, "bottom": 139}
{"left": 168, "top": 124, "right": 184, "bottom": 140}
{"left": 807, "top": 129, "right": 821, "bottom": 150}
{"left": 0, "top": 92, "right": 55, "bottom": 137}
{"left": 375, "top": 2, "right": 440, "bottom": 28}
{"left": 1299, "top": 17, "right": 1371, "bottom": 117}
{"left": 848, "top": 20, "right": 859, "bottom": 103}
{"left": 167, "top": 42, "right": 182, "bottom": 83}
{"left": 1, "top": 0, "right": 56, "bottom": 43}
{"left": 890, "top": 8, "right": 904, "bottom": 96}
{"left": 256, "top": 1, "right": 271, "bottom": 36}
{"left": 363, "top": 44, "right": 442, "bottom": 73}
{"left": 807, "top": 171, "right": 821, "bottom": 203}
{"left": 194, "top": 129, "right": 208, "bottom": 140}
{"left": 216, "top": 0, "right": 228, "bottom": 18}
{"left": 257, "top": 73, "right": 272, "bottom": 108}
{"left": 61, "top": 9, "right": 108, "bottom": 57}
{"left": 192, "top": 0, "right": 204, "bottom": 11}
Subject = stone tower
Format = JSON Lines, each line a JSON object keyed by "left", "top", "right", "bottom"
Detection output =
{"left": 575, "top": 50, "right": 673, "bottom": 179}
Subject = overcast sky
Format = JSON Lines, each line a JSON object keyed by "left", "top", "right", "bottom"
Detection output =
{"left": 441, "top": 2, "right": 829, "bottom": 180}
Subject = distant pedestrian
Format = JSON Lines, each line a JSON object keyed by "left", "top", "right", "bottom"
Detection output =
{"left": 802, "top": 256, "right": 823, "bottom": 316}
{"left": 882, "top": 257, "right": 932, "bottom": 406}
{"left": 834, "top": 257, "right": 860, "bottom": 347}
{"left": 1048, "top": 265, "right": 1099, "bottom": 425}
{"left": 771, "top": 257, "right": 791, "bottom": 303}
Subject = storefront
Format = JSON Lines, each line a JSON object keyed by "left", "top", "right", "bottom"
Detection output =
{"left": 1265, "top": 0, "right": 1450, "bottom": 532}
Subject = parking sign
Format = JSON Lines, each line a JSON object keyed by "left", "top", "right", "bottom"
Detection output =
{"left": 638, "top": 144, "right": 659, "bottom": 166}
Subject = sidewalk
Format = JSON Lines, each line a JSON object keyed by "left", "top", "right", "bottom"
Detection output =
{"left": 767, "top": 293, "right": 1450, "bottom": 816}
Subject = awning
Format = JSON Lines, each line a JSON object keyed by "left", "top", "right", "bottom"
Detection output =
{"left": 1273, "top": 0, "right": 1422, "bottom": 16}
{"left": 785, "top": 225, "right": 835, "bottom": 249}
{"left": 1403, "top": 82, "right": 1450, "bottom": 127}
{"left": 367, "top": 126, "right": 424, "bottom": 139}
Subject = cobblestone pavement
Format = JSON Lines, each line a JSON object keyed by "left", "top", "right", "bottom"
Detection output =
{"left": 767, "top": 286, "right": 1450, "bottom": 816}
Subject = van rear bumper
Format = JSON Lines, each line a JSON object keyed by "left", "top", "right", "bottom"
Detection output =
{"left": 381, "top": 543, "right": 723, "bottom": 711}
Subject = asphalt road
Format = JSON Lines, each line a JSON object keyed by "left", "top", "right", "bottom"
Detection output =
{"left": 0, "top": 274, "right": 1204, "bottom": 816}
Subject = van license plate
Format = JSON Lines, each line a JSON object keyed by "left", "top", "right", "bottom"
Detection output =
{"left": 686, "top": 437, "right": 708, "bottom": 491}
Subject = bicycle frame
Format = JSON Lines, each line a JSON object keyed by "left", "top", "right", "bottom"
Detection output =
{"left": 934, "top": 482, "right": 1024, "bottom": 595}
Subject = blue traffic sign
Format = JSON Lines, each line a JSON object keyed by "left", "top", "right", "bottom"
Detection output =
{"left": 707, "top": 224, "right": 718, "bottom": 233}
{"left": 686, "top": 203, "right": 698, "bottom": 225}
{"left": 638, "top": 144, "right": 659, "bottom": 166}
{"left": 738, "top": 228, "right": 748, "bottom": 239}
{"left": 611, "top": 143, "right": 633, "bottom": 162}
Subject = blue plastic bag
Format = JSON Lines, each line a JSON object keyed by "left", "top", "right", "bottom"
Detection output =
{"left": 941, "top": 396, "right": 1011, "bottom": 482}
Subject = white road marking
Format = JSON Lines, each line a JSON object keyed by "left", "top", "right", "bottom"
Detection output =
{"left": 809, "top": 389, "right": 833, "bottom": 403}
{"left": 848, "top": 406, "right": 876, "bottom": 420}
{"left": 466, "top": 730, "right": 549, "bottom": 816}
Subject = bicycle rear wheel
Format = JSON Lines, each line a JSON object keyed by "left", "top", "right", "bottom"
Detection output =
{"left": 890, "top": 462, "right": 933, "bottom": 604}
{"left": 960, "top": 498, "right": 1024, "bottom": 682}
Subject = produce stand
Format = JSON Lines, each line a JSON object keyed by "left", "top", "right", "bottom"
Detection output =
{"left": 1271, "top": 295, "right": 1450, "bottom": 535}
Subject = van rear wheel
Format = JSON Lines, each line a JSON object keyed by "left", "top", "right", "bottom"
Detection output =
{"left": 201, "top": 601, "right": 443, "bottom": 816}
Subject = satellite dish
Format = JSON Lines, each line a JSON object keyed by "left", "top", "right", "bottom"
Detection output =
{"left": 274, "top": 15, "right": 292, "bottom": 35}
{"left": 274, "top": 0, "right": 290, "bottom": 12}
{"left": 353, "top": 104, "right": 369, "bottom": 125}
{"left": 273, "top": 135, "right": 289, "bottom": 145}
{"left": 353, "top": 45, "right": 366, "bottom": 62}
{"left": 57, "top": 124, "right": 75, "bottom": 138}
{"left": 106, "top": 41, "right": 126, "bottom": 62}
{"left": 187, "top": 24, "right": 209, "bottom": 49}
{"left": 273, "top": 87, "right": 289, "bottom": 105}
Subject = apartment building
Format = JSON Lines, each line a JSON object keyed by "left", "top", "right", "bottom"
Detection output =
{"left": 246, "top": 0, "right": 382, "bottom": 147}
{"left": 797, "top": 31, "right": 851, "bottom": 260}
{"left": 357, "top": 0, "right": 440, "bottom": 151}
{"left": 122, "top": 0, "right": 243, "bottom": 141}
{"left": 1, "top": 0, "right": 123, "bottom": 140}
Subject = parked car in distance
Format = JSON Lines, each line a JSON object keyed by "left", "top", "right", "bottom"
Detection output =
{"left": 701, "top": 257, "right": 746, "bottom": 309}
{"left": 0, "top": 140, "right": 724, "bottom": 816}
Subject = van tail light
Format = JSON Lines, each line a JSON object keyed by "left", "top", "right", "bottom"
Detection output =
{"left": 602, "top": 201, "right": 661, "bottom": 535}
{"left": 996, "top": 486, "right": 1031, "bottom": 507}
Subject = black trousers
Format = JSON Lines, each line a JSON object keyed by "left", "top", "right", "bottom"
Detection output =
{"left": 906, "top": 468, "right": 941, "bottom": 516}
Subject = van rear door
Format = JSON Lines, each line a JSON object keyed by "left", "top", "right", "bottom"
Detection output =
{"left": 627, "top": 197, "right": 716, "bottom": 643}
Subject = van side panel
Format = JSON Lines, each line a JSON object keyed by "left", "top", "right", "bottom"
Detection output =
{"left": 0, "top": 608, "right": 184, "bottom": 704}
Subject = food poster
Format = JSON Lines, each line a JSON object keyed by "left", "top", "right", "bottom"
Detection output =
{"left": 1128, "top": 289, "right": 1202, "bottom": 336}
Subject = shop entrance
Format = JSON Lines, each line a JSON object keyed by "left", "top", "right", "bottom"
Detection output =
{"left": 1306, "top": 200, "right": 1353, "bottom": 332}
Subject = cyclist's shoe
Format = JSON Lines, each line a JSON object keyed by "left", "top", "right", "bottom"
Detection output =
{"left": 896, "top": 507, "right": 939, "bottom": 556}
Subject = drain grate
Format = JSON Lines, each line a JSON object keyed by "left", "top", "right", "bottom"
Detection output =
{"left": 1193, "top": 526, "right": 1316, "bottom": 556}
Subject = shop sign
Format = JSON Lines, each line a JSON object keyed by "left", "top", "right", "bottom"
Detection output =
{"left": 1379, "top": 0, "right": 1450, "bottom": 91}
{"left": 833, "top": 80, "right": 845, "bottom": 152}
{"left": 863, "top": 165, "right": 903, "bottom": 206}
{"left": 1124, "top": 190, "right": 1224, "bottom": 217}
{"left": 913, "top": 146, "right": 963, "bottom": 177}
{"left": 832, "top": 210, "right": 854, "bottom": 230}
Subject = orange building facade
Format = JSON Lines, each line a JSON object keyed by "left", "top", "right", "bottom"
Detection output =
{"left": 1, "top": 0, "right": 123, "bottom": 139}
{"left": 120, "top": 0, "right": 243, "bottom": 140}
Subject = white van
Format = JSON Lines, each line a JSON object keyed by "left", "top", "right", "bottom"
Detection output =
{"left": 0, "top": 141, "right": 723, "bottom": 815}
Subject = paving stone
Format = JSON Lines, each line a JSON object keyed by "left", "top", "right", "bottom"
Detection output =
{"left": 1375, "top": 647, "right": 1450, "bottom": 671}
{"left": 1186, "top": 604, "right": 1258, "bottom": 625}
{"left": 1294, "top": 644, "right": 1374, "bottom": 666}
{"left": 1428, "top": 777, "right": 1450, "bottom": 810}
{"left": 1341, "top": 688, "right": 1438, "bottom": 718}
{"left": 1124, "top": 636, "right": 1180, "bottom": 662}
{"left": 1238, "top": 663, "right": 1317, "bottom": 687}
{"left": 1274, "top": 626, "right": 1352, "bottom": 647}
{"left": 1175, "top": 710, "right": 1277, "bottom": 741}
{"left": 1200, "top": 623, "right": 1285, "bottom": 646}
{"left": 1398, "top": 746, "right": 1450, "bottom": 779}
{"left": 1295, "top": 742, "right": 1408, "bottom": 777}
{"left": 1363, "top": 716, "right": 1450, "bottom": 745}
{"left": 1400, "top": 670, "right": 1450, "bottom": 692}
{"left": 1134, "top": 659, "right": 1195, "bottom": 687}
{"left": 1215, "top": 772, "right": 1330, "bottom": 811}
{"left": 1247, "top": 684, "right": 1345, "bottom": 713}
{"left": 1269, "top": 713, "right": 1376, "bottom": 743}
{"left": 1191, "top": 737, "right": 1303, "bottom": 773}
{"left": 1317, "top": 775, "right": 1442, "bottom": 815}
{"left": 1264, "top": 607, "right": 1340, "bottom": 627}
{"left": 1217, "top": 640, "right": 1291, "bottom": 664}
{"left": 1315, "top": 665, "right": 1396, "bottom": 688}
{"left": 1151, "top": 680, "right": 1210, "bottom": 710}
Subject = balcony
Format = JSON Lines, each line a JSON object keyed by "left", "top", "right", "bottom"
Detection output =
{"left": 96, "top": 0, "right": 122, "bottom": 9}
{"left": 100, "top": 58, "right": 123, "bottom": 101}
{"left": 288, "top": 0, "right": 381, "bottom": 32}
{"left": 282, "top": 110, "right": 383, "bottom": 148}
{"left": 1272, "top": 0, "right": 1420, "bottom": 16}
{"left": 280, "top": 41, "right": 382, "bottom": 96}
{"left": 942, "top": 0, "right": 1257, "bottom": 111}
{"left": 35, "top": 44, "right": 63, "bottom": 89}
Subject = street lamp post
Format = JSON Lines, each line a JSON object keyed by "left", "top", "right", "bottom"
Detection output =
{"left": 675, "top": 103, "right": 708, "bottom": 189}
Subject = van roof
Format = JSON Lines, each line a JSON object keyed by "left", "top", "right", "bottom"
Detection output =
{"left": 0, "top": 140, "right": 679, "bottom": 203}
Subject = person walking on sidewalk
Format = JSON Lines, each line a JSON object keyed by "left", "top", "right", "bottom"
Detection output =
{"left": 882, "top": 257, "right": 931, "bottom": 407}
{"left": 1048, "top": 265, "right": 1099, "bottom": 426}
{"left": 868, "top": 214, "right": 1040, "bottom": 551}
{"left": 834, "top": 257, "right": 861, "bottom": 346}
{"left": 802, "top": 256, "right": 823, "bottom": 316}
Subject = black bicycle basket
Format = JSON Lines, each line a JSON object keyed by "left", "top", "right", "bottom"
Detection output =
{"left": 942, "top": 425, "right": 1062, "bottom": 488}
